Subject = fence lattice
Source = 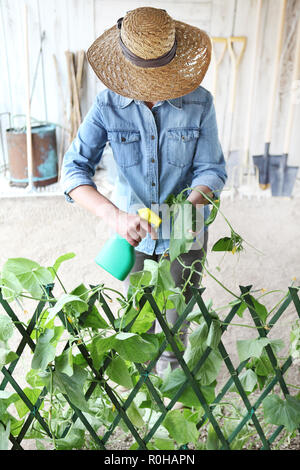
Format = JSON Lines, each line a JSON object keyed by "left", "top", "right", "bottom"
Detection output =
{"left": 0, "top": 282, "right": 300, "bottom": 450}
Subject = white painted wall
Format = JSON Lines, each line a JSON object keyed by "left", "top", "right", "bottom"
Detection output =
{"left": 0, "top": 0, "right": 300, "bottom": 173}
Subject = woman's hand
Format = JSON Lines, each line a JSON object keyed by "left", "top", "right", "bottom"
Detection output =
{"left": 115, "top": 210, "right": 157, "bottom": 247}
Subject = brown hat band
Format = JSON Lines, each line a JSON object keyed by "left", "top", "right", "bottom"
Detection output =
{"left": 117, "top": 17, "right": 177, "bottom": 68}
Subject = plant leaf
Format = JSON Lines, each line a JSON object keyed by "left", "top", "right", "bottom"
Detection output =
{"left": 1, "top": 258, "right": 53, "bottom": 298}
{"left": 0, "top": 421, "right": 10, "bottom": 450}
{"left": 31, "top": 329, "right": 56, "bottom": 370}
{"left": 51, "top": 252, "right": 76, "bottom": 274}
{"left": 163, "top": 409, "right": 198, "bottom": 445}
{"left": 0, "top": 315, "right": 14, "bottom": 342}
{"left": 47, "top": 293, "right": 89, "bottom": 323}
{"left": 106, "top": 355, "right": 133, "bottom": 389}
{"left": 237, "top": 337, "right": 284, "bottom": 362}
{"left": 53, "top": 365, "right": 89, "bottom": 412}
{"left": 263, "top": 394, "right": 300, "bottom": 432}
{"left": 211, "top": 237, "right": 234, "bottom": 252}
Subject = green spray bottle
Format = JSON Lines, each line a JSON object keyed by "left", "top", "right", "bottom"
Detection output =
{"left": 95, "top": 208, "right": 161, "bottom": 281}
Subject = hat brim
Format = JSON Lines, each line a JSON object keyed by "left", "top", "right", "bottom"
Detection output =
{"left": 87, "top": 20, "right": 212, "bottom": 101}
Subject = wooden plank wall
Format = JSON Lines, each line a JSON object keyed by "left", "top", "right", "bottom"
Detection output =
{"left": 0, "top": 0, "right": 299, "bottom": 171}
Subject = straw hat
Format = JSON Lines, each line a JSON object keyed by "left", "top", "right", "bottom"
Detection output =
{"left": 87, "top": 7, "right": 212, "bottom": 101}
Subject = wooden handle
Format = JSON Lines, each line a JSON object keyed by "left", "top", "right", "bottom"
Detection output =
{"left": 243, "top": 0, "right": 263, "bottom": 167}
{"left": 24, "top": 3, "right": 33, "bottom": 189}
{"left": 265, "top": 0, "right": 287, "bottom": 143}
{"left": 284, "top": 16, "right": 300, "bottom": 154}
{"left": 211, "top": 37, "right": 227, "bottom": 100}
{"left": 227, "top": 36, "right": 247, "bottom": 67}
{"left": 227, "top": 36, "right": 247, "bottom": 113}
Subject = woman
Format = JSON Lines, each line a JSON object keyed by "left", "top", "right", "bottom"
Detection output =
{"left": 61, "top": 7, "right": 227, "bottom": 376}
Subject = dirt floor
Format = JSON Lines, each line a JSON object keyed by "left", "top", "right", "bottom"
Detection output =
{"left": 0, "top": 179, "right": 300, "bottom": 449}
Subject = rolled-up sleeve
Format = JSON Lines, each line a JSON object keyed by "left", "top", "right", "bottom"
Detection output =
{"left": 61, "top": 95, "right": 107, "bottom": 202}
{"left": 191, "top": 92, "right": 227, "bottom": 198}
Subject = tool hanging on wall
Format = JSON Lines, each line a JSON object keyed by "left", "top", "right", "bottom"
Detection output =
{"left": 227, "top": 0, "right": 262, "bottom": 191}
{"left": 24, "top": 3, "right": 34, "bottom": 192}
{"left": 252, "top": 0, "right": 287, "bottom": 189}
{"left": 224, "top": 36, "right": 247, "bottom": 161}
{"left": 53, "top": 54, "right": 69, "bottom": 179}
{"left": 211, "top": 37, "right": 227, "bottom": 102}
{"left": 65, "top": 50, "right": 85, "bottom": 144}
{"left": 269, "top": 14, "right": 300, "bottom": 197}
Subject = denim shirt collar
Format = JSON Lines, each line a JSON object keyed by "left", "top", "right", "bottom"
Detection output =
{"left": 118, "top": 94, "right": 183, "bottom": 109}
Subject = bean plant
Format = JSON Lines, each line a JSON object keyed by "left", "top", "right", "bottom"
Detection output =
{"left": 0, "top": 190, "right": 299, "bottom": 450}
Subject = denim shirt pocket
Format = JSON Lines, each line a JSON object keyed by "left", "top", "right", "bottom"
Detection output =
{"left": 167, "top": 128, "right": 200, "bottom": 167}
{"left": 107, "top": 130, "right": 141, "bottom": 168}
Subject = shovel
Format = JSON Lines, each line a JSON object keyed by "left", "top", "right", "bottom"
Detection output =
{"left": 226, "top": 0, "right": 262, "bottom": 188}
{"left": 269, "top": 14, "right": 300, "bottom": 197}
{"left": 224, "top": 36, "right": 247, "bottom": 187}
{"left": 211, "top": 37, "right": 227, "bottom": 102}
{"left": 252, "top": 0, "right": 287, "bottom": 189}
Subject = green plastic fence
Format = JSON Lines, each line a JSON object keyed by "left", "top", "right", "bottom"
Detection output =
{"left": 0, "top": 282, "right": 300, "bottom": 450}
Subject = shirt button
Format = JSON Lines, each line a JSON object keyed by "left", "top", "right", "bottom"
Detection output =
{"left": 151, "top": 158, "right": 155, "bottom": 163}
{"left": 152, "top": 182, "right": 156, "bottom": 186}
{"left": 121, "top": 137, "right": 126, "bottom": 142}
{"left": 151, "top": 135, "right": 155, "bottom": 140}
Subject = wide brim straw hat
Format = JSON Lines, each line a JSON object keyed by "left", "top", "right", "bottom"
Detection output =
{"left": 87, "top": 7, "right": 212, "bottom": 101}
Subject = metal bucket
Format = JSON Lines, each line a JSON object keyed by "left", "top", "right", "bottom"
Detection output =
{"left": 6, "top": 124, "right": 58, "bottom": 187}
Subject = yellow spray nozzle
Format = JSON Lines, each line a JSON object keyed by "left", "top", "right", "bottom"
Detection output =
{"left": 138, "top": 208, "right": 162, "bottom": 229}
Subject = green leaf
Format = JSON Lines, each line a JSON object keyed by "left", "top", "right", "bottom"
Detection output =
{"left": 0, "top": 315, "right": 14, "bottom": 342}
{"left": 126, "top": 401, "right": 144, "bottom": 428}
{"left": 90, "top": 334, "right": 116, "bottom": 369}
{"left": 1, "top": 258, "right": 53, "bottom": 298}
{"left": 263, "top": 394, "right": 300, "bottom": 432}
{"left": 206, "top": 319, "right": 222, "bottom": 351}
{"left": 153, "top": 438, "right": 175, "bottom": 450}
{"left": 0, "top": 271, "right": 23, "bottom": 302}
{"left": 114, "top": 332, "right": 159, "bottom": 363}
{"left": 53, "top": 365, "right": 89, "bottom": 412}
{"left": 237, "top": 337, "right": 284, "bottom": 362}
{"left": 163, "top": 409, "right": 198, "bottom": 445}
{"left": 160, "top": 367, "right": 215, "bottom": 407}
{"left": 106, "top": 356, "right": 133, "bottom": 389}
{"left": 206, "top": 423, "right": 220, "bottom": 450}
{"left": 0, "top": 421, "right": 10, "bottom": 450}
{"left": 0, "top": 345, "right": 18, "bottom": 369}
{"left": 31, "top": 329, "right": 56, "bottom": 370}
{"left": 80, "top": 305, "right": 108, "bottom": 330}
{"left": 249, "top": 296, "right": 268, "bottom": 323}
{"left": 144, "top": 259, "right": 175, "bottom": 293}
{"left": 55, "top": 348, "right": 74, "bottom": 377}
{"left": 47, "top": 293, "right": 89, "bottom": 322}
{"left": 290, "top": 320, "right": 300, "bottom": 361}
{"left": 51, "top": 252, "right": 76, "bottom": 274}
{"left": 211, "top": 237, "right": 234, "bottom": 252}
{"left": 183, "top": 323, "right": 222, "bottom": 386}
{"left": 229, "top": 369, "right": 258, "bottom": 394}
{"left": 14, "top": 387, "right": 43, "bottom": 419}
{"left": 55, "top": 428, "right": 85, "bottom": 450}
{"left": 205, "top": 199, "right": 221, "bottom": 226}
{"left": 169, "top": 201, "right": 196, "bottom": 262}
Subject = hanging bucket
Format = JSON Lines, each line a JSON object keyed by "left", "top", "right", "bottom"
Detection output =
{"left": 6, "top": 124, "right": 58, "bottom": 187}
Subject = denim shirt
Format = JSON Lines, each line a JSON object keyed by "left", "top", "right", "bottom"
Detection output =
{"left": 61, "top": 85, "right": 227, "bottom": 255}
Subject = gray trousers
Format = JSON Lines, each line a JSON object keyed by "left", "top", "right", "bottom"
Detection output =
{"left": 123, "top": 232, "right": 208, "bottom": 377}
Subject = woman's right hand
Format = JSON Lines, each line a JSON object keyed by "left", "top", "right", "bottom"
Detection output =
{"left": 115, "top": 210, "right": 157, "bottom": 247}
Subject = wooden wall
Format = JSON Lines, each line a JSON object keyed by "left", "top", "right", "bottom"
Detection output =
{"left": 0, "top": 0, "right": 300, "bottom": 172}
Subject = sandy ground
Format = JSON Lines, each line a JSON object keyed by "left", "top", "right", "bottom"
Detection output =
{"left": 0, "top": 176, "right": 300, "bottom": 448}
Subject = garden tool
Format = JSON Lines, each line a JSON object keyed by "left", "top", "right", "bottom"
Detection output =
{"left": 24, "top": 3, "right": 34, "bottom": 192}
{"left": 211, "top": 37, "right": 227, "bottom": 102}
{"left": 224, "top": 36, "right": 247, "bottom": 186}
{"left": 252, "top": 0, "right": 287, "bottom": 189}
{"left": 269, "top": 14, "right": 300, "bottom": 197}
{"left": 95, "top": 208, "right": 162, "bottom": 281}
